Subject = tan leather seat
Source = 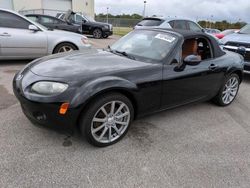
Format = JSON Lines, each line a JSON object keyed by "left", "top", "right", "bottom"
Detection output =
{"left": 182, "top": 39, "right": 201, "bottom": 60}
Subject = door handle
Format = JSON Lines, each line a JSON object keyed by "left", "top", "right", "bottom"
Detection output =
{"left": 209, "top": 64, "right": 218, "bottom": 70}
{"left": 0, "top": 32, "right": 11, "bottom": 37}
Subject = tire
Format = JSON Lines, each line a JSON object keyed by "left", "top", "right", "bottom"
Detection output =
{"left": 213, "top": 73, "right": 240, "bottom": 106}
{"left": 93, "top": 28, "right": 103, "bottom": 39}
{"left": 80, "top": 93, "right": 134, "bottom": 147}
{"left": 53, "top": 43, "right": 77, "bottom": 54}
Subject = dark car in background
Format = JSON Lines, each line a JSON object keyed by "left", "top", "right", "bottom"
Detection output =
{"left": 57, "top": 10, "right": 113, "bottom": 39}
{"left": 221, "top": 24, "right": 250, "bottom": 73}
{"left": 13, "top": 28, "right": 244, "bottom": 147}
{"left": 26, "top": 14, "right": 82, "bottom": 34}
{"left": 134, "top": 17, "right": 204, "bottom": 32}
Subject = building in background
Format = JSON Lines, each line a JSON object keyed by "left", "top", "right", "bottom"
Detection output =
{"left": 0, "top": 0, "right": 95, "bottom": 18}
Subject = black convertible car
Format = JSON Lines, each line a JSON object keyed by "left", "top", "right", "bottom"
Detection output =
{"left": 13, "top": 29, "right": 244, "bottom": 147}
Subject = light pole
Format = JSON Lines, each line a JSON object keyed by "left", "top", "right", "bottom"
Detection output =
{"left": 143, "top": 1, "right": 147, "bottom": 18}
{"left": 210, "top": 15, "right": 213, "bottom": 28}
{"left": 107, "top": 7, "right": 109, "bottom": 23}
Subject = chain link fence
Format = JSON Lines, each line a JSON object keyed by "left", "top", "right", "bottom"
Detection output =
{"left": 92, "top": 18, "right": 141, "bottom": 27}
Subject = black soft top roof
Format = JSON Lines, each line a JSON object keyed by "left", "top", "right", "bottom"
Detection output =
{"left": 151, "top": 28, "right": 226, "bottom": 58}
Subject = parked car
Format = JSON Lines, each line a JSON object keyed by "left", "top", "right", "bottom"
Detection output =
{"left": 13, "top": 28, "right": 244, "bottom": 147}
{"left": 221, "top": 24, "right": 250, "bottom": 73}
{"left": 134, "top": 17, "right": 204, "bottom": 32}
{"left": 0, "top": 9, "right": 90, "bottom": 60}
{"left": 57, "top": 10, "right": 113, "bottom": 39}
{"left": 26, "top": 14, "right": 82, "bottom": 34}
{"left": 205, "top": 28, "right": 221, "bottom": 34}
{"left": 215, "top": 29, "right": 238, "bottom": 39}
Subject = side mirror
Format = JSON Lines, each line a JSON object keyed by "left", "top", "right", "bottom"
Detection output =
{"left": 82, "top": 19, "right": 87, "bottom": 23}
{"left": 28, "top": 25, "right": 39, "bottom": 31}
{"left": 201, "top": 28, "right": 206, "bottom": 33}
{"left": 184, "top": 55, "right": 202, "bottom": 66}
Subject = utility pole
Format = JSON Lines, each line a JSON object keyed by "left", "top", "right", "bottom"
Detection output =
{"left": 143, "top": 1, "right": 147, "bottom": 18}
{"left": 210, "top": 15, "right": 213, "bottom": 28}
{"left": 106, "top": 7, "right": 109, "bottom": 23}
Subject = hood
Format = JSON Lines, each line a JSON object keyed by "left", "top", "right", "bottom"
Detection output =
{"left": 29, "top": 49, "right": 151, "bottom": 79}
{"left": 222, "top": 33, "right": 250, "bottom": 44}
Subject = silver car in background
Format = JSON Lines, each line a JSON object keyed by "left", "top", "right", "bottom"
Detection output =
{"left": 0, "top": 9, "right": 91, "bottom": 60}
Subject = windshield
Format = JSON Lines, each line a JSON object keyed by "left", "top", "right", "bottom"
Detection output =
{"left": 137, "top": 19, "right": 164, "bottom": 26}
{"left": 110, "top": 30, "right": 177, "bottom": 61}
{"left": 239, "top": 24, "right": 250, "bottom": 34}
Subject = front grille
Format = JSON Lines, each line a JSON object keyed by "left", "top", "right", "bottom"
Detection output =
{"left": 224, "top": 42, "right": 250, "bottom": 62}
{"left": 225, "top": 42, "right": 250, "bottom": 48}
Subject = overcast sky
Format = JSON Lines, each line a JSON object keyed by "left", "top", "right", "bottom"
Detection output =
{"left": 95, "top": 0, "right": 250, "bottom": 22}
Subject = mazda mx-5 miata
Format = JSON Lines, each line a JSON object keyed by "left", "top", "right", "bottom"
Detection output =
{"left": 13, "top": 28, "right": 244, "bottom": 147}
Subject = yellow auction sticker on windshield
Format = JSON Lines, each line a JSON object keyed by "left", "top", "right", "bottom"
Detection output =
{"left": 155, "top": 34, "right": 176, "bottom": 43}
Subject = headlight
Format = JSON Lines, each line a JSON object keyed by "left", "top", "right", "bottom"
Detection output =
{"left": 103, "top": 25, "right": 109, "bottom": 30}
{"left": 81, "top": 37, "right": 89, "bottom": 45}
{"left": 31, "top": 81, "right": 68, "bottom": 95}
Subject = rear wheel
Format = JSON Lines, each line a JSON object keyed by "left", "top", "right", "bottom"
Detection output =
{"left": 93, "top": 28, "right": 103, "bottom": 39}
{"left": 213, "top": 73, "right": 240, "bottom": 106}
{"left": 53, "top": 43, "right": 77, "bottom": 54}
{"left": 80, "top": 93, "right": 134, "bottom": 147}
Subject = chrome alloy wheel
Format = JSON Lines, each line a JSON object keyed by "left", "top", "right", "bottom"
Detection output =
{"left": 58, "top": 46, "right": 74, "bottom": 53}
{"left": 222, "top": 77, "right": 239, "bottom": 104}
{"left": 91, "top": 101, "right": 130, "bottom": 144}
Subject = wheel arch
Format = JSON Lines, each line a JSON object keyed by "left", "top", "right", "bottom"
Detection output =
{"left": 72, "top": 77, "right": 139, "bottom": 128}
{"left": 52, "top": 42, "right": 78, "bottom": 54}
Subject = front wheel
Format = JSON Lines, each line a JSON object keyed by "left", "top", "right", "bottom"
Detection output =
{"left": 53, "top": 43, "right": 77, "bottom": 54}
{"left": 213, "top": 73, "right": 240, "bottom": 106}
{"left": 80, "top": 93, "right": 134, "bottom": 147}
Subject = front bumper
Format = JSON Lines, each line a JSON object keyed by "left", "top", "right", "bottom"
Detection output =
{"left": 103, "top": 30, "right": 113, "bottom": 36}
{"left": 244, "top": 61, "right": 250, "bottom": 73}
{"left": 13, "top": 78, "right": 80, "bottom": 133}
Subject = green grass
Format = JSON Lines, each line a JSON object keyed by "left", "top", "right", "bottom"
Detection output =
{"left": 113, "top": 27, "right": 133, "bottom": 36}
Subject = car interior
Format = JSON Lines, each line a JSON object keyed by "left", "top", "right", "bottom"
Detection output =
{"left": 182, "top": 37, "right": 213, "bottom": 61}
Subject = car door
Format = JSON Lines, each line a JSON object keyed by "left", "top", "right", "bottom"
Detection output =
{"left": 0, "top": 10, "right": 47, "bottom": 58}
{"left": 161, "top": 39, "right": 224, "bottom": 108}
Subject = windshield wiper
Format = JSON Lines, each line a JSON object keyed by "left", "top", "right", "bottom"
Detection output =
{"left": 106, "top": 46, "right": 136, "bottom": 60}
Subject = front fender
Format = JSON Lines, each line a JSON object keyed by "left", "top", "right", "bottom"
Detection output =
{"left": 70, "top": 76, "right": 138, "bottom": 108}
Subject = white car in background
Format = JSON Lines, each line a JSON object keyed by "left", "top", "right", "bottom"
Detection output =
{"left": 0, "top": 9, "right": 91, "bottom": 60}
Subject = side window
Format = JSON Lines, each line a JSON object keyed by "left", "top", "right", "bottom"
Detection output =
{"left": 0, "top": 11, "right": 30, "bottom": 29}
{"left": 55, "top": 19, "right": 65, "bottom": 24}
{"left": 188, "top": 21, "right": 201, "bottom": 32}
{"left": 182, "top": 37, "right": 213, "bottom": 61}
{"left": 174, "top": 20, "right": 187, "bottom": 30}
{"left": 168, "top": 20, "right": 175, "bottom": 28}
{"left": 27, "top": 16, "right": 39, "bottom": 22}
{"left": 76, "top": 14, "right": 83, "bottom": 23}
{"left": 40, "top": 17, "right": 54, "bottom": 24}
